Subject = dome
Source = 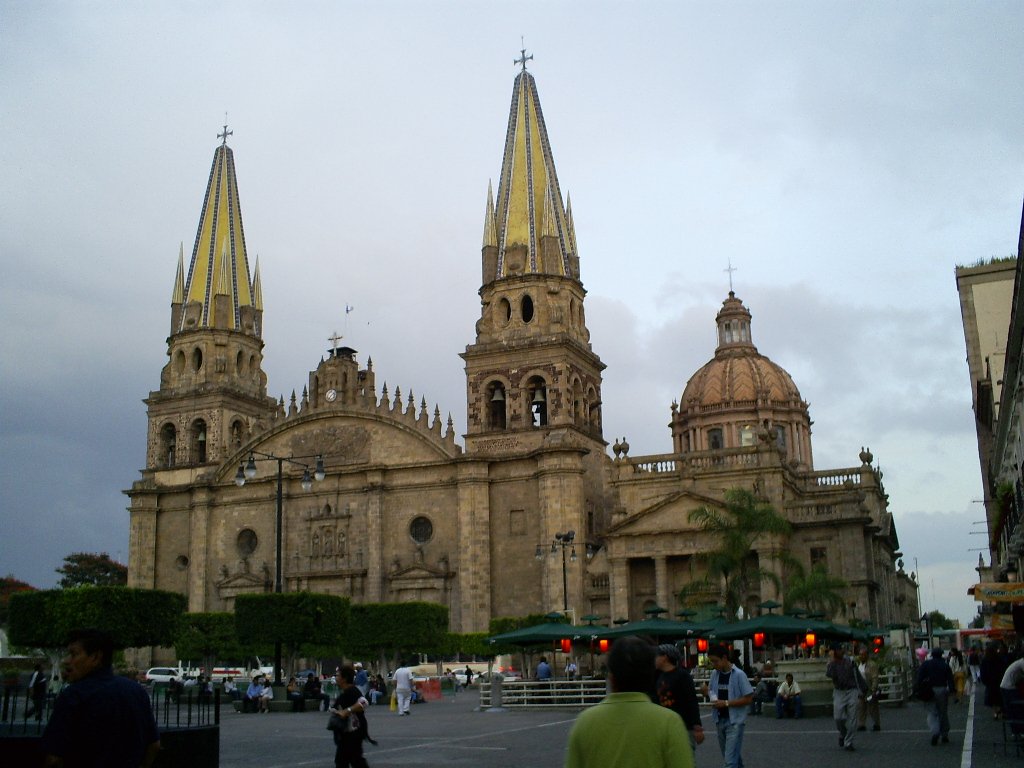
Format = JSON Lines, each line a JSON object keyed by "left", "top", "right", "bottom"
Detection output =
{"left": 672, "top": 292, "right": 813, "bottom": 468}
{"left": 681, "top": 352, "right": 803, "bottom": 409}
{"left": 680, "top": 291, "right": 803, "bottom": 409}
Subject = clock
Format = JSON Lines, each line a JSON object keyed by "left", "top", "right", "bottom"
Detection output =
{"left": 325, "top": 389, "right": 338, "bottom": 402}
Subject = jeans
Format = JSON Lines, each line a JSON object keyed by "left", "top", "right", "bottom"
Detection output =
{"left": 775, "top": 694, "right": 802, "bottom": 718}
{"left": 833, "top": 687, "right": 859, "bottom": 746}
{"left": 927, "top": 687, "right": 950, "bottom": 737}
{"left": 716, "top": 720, "right": 746, "bottom": 768}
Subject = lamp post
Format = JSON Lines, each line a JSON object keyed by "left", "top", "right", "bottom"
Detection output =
{"left": 235, "top": 450, "right": 325, "bottom": 682}
{"left": 535, "top": 530, "right": 594, "bottom": 615}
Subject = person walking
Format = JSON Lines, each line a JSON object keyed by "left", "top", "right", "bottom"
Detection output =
{"left": 826, "top": 643, "right": 861, "bottom": 751}
{"left": 330, "top": 664, "right": 368, "bottom": 768}
{"left": 41, "top": 628, "right": 160, "bottom": 768}
{"left": 948, "top": 649, "right": 966, "bottom": 703}
{"left": 565, "top": 636, "right": 692, "bottom": 768}
{"left": 654, "top": 643, "right": 704, "bottom": 751}
{"left": 25, "top": 663, "right": 48, "bottom": 721}
{"left": 856, "top": 647, "right": 881, "bottom": 732}
{"left": 701, "top": 644, "right": 753, "bottom": 768}
{"left": 917, "top": 648, "right": 955, "bottom": 745}
{"left": 393, "top": 661, "right": 414, "bottom": 716}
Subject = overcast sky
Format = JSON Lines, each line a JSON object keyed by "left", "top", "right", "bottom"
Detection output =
{"left": 2, "top": 1, "right": 1022, "bottom": 626}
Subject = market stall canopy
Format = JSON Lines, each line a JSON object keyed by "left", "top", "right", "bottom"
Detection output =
{"left": 599, "top": 617, "right": 708, "bottom": 640}
{"left": 708, "top": 613, "right": 854, "bottom": 642}
{"left": 488, "top": 622, "right": 605, "bottom": 646}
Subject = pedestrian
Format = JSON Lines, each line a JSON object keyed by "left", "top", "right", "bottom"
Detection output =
{"left": 25, "top": 663, "right": 48, "bottom": 721}
{"left": 917, "top": 647, "right": 954, "bottom": 745}
{"left": 654, "top": 643, "right": 704, "bottom": 751}
{"left": 825, "top": 643, "right": 860, "bottom": 751}
{"left": 537, "top": 656, "right": 552, "bottom": 680}
{"left": 856, "top": 647, "right": 881, "bottom": 732}
{"left": 354, "top": 663, "right": 369, "bottom": 697}
{"left": 999, "top": 656, "right": 1024, "bottom": 731}
{"left": 566, "top": 660, "right": 578, "bottom": 680}
{"left": 564, "top": 636, "right": 692, "bottom": 768}
{"left": 982, "top": 642, "right": 1008, "bottom": 718}
{"left": 330, "top": 664, "right": 368, "bottom": 768}
{"left": 948, "top": 649, "right": 966, "bottom": 703}
{"left": 41, "top": 628, "right": 160, "bottom": 768}
{"left": 701, "top": 643, "right": 754, "bottom": 768}
{"left": 464, "top": 665, "right": 473, "bottom": 687}
{"left": 393, "top": 660, "right": 414, "bottom": 716}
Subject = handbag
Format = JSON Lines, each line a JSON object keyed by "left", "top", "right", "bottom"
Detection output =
{"left": 326, "top": 711, "right": 345, "bottom": 731}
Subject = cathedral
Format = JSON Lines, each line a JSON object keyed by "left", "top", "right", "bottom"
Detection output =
{"left": 126, "top": 61, "right": 918, "bottom": 664}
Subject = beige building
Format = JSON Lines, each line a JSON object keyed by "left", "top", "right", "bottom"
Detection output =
{"left": 956, "top": 259, "right": 1015, "bottom": 581}
{"left": 127, "top": 63, "right": 917, "bottom": 664}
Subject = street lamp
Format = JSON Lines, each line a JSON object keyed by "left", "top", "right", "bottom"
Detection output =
{"left": 234, "top": 450, "right": 325, "bottom": 683}
{"left": 534, "top": 531, "right": 594, "bottom": 614}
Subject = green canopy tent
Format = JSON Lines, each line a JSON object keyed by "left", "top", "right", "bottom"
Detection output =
{"left": 708, "top": 613, "right": 855, "bottom": 643}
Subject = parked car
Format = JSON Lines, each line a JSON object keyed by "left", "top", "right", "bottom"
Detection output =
{"left": 145, "top": 667, "right": 184, "bottom": 684}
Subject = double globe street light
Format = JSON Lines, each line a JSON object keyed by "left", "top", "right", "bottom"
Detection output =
{"left": 234, "top": 450, "right": 325, "bottom": 683}
{"left": 536, "top": 530, "right": 594, "bottom": 613}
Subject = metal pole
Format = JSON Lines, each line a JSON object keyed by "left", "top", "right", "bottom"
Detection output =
{"left": 561, "top": 543, "right": 569, "bottom": 612}
{"left": 274, "top": 458, "right": 283, "bottom": 685}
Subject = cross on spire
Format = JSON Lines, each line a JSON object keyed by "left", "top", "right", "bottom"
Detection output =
{"left": 724, "top": 259, "right": 738, "bottom": 293}
{"left": 218, "top": 123, "right": 233, "bottom": 146}
{"left": 515, "top": 39, "right": 533, "bottom": 71}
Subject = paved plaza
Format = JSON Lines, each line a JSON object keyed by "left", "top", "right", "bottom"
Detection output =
{"left": 218, "top": 686, "right": 1021, "bottom": 768}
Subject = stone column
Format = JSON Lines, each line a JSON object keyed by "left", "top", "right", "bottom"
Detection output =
{"left": 609, "top": 556, "right": 630, "bottom": 622}
{"left": 655, "top": 556, "right": 669, "bottom": 613}
{"left": 128, "top": 500, "right": 158, "bottom": 589}
{"left": 457, "top": 461, "right": 491, "bottom": 632}
{"left": 537, "top": 447, "right": 587, "bottom": 619}
{"left": 187, "top": 487, "right": 212, "bottom": 612}
{"left": 364, "top": 470, "right": 384, "bottom": 602}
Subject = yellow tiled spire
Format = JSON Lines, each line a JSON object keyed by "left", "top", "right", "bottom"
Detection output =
{"left": 491, "top": 59, "right": 576, "bottom": 280}
{"left": 483, "top": 180, "right": 497, "bottom": 248}
{"left": 179, "top": 130, "right": 255, "bottom": 331}
{"left": 251, "top": 256, "right": 263, "bottom": 312}
{"left": 171, "top": 242, "right": 185, "bottom": 304}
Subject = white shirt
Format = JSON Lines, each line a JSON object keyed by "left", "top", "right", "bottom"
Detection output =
{"left": 777, "top": 680, "right": 801, "bottom": 697}
{"left": 394, "top": 667, "right": 414, "bottom": 692}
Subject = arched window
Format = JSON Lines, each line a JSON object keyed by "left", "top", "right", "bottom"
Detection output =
{"left": 487, "top": 381, "right": 507, "bottom": 429}
{"left": 527, "top": 376, "right": 548, "bottom": 427}
{"left": 230, "top": 420, "right": 243, "bottom": 448}
{"left": 191, "top": 419, "right": 207, "bottom": 464}
{"left": 707, "top": 428, "right": 724, "bottom": 450}
{"left": 159, "top": 423, "right": 177, "bottom": 467}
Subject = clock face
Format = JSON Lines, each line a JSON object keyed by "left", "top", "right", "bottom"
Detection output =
{"left": 325, "top": 389, "right": 338, "bottom": 402}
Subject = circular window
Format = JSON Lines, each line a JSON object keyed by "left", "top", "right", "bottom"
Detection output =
{"left": 521, "top": 295, "right": 534, "bottom": 323}
{"left": 237, "top": 528, "right": 258, "bottom": 556}
{"left": 175, "top": 555, "right": 190, "bottom": 570}
{"left": 409, "top": 516, "right": 434, "bottom": 544}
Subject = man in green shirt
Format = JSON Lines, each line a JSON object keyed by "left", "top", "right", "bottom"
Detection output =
{"left": 565, "top": 636, "right": 693, "bottom": 768}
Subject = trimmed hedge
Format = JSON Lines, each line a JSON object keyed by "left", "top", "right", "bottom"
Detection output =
{"left": 234, "top": 592, "right": 349, "bottom": 648}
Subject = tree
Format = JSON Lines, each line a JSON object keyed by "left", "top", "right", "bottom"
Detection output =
{"left": 785, "top": 565, "right": 849, "bottom": 619}
{"left": 0, "top": 575, "right": 36, "bottom": 625}
{"left": 681, "top": 488, "right": 793, "bottom": 620}
{"left": 8, "top": 586, "right": 186, "bottom": 651}
{"left": 928, "top": 610, "right": 956, "bottom": 631}
{"left": 235, "top": 592, "right": 350, "bottom": 682}
{"left": 56, "top": 552, "right": 127, "bottom": 588}
{"left": 174, "top": 612, "right": 250, "bottom": 671}
{"left": 341, "top": 602, "right": 449, "bottom": 669}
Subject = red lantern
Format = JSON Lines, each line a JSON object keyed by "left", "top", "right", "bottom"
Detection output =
{"left": 753, "top": 632, "right": 765, "bottom": 648}
{"left": 805, "top": 632, "right": 816, "bottom": 648}
{"left": 872, "top": 636, "right": 884, "bottom": 654}
{"left": 560, "top": 638, "right": 572, "bottom": 654}
{"left": 697, "top": 638, "right": 709, "bottom": 653}
{"left": 598, "top": 638, "right": 610, "bottom": 653}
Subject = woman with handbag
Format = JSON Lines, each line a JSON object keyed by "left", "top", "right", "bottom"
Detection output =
{"left": 329, "top": 665, "right": 368, "bottom": 768}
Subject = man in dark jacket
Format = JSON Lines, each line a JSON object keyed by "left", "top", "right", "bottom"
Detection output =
{"left": 917, "top": 648, "right": 955, "bottom": 745}
{"left": 42, "top": 628, "right": 160, "bottom": 768}
{"left": 654, "top": 643, "right": 704, "bottom": 750}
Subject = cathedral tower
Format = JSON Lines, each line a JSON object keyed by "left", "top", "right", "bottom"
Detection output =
{"left": 145, "top": 129, "right": 277, "bottom": 471}
{"left": 462, "top": 58, "right": 605, "bottom": 452}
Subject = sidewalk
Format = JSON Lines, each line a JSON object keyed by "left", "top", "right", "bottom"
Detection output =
{"left": 216, "top": 683, "right": 1022, "bottom": 768}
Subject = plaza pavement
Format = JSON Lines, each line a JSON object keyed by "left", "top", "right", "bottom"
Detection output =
{"left": 217, "top": 684, "right": 1022, "bottom": 768}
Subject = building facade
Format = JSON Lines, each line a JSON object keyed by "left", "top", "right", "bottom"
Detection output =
{"left": 127, "top": 63, "right": 917, "bottom": 663}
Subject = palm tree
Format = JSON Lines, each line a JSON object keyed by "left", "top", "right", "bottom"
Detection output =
{"left": 680, "top": 488, "right": 792, "bottom": 620}
{"left": 785, "top": 565, "right": 848, "bottom": 619}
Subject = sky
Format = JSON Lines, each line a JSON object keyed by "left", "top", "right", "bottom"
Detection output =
{"left": 2, "top": 0, "right": 1022, "bottom": 626}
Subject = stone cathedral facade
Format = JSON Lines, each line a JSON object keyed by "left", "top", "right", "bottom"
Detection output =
{"left": 127, "top": 63, "right": 918, "bottom": 664}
